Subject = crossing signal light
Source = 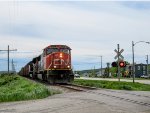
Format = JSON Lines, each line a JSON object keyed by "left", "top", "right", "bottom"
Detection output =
{"left": 111, "top": 62, "right": 117, "bottom": 67}
{"left": 112, "top": 61, "right": 126, "bottom": 67}
{"left": 119, "top": 61, "right": 126, "bottom": 67}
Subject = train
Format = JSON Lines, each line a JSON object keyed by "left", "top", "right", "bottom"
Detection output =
{"left": 19, "top": 45, "right": 74, "bottom": 84}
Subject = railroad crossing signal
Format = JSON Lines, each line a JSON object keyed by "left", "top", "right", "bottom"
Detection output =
{"left": 119, "top": 61, "right": 126, "bottom": 67}
{"left": 114, "top": 49, "right": 124, "bottom": 60}
{"left": 111, "top": 62, "right": 117, "bottom": 67}
{"left": 111, "top": 61, "right": 126, "bottom": 67}
{"left": 114, "top": 44, "right": 124, "bottom": 82}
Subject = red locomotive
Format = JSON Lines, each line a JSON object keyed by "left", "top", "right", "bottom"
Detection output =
{"left": 19, "top": 45, "right": 74, "bottom": 84}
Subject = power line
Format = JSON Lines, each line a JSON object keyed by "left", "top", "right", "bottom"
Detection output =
{"left": 0, "top": 59, "right": 7, "bottom": 61}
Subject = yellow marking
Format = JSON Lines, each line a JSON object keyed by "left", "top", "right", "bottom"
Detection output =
{"left": 45, "top": 69, "right": 71, "bottom": 71}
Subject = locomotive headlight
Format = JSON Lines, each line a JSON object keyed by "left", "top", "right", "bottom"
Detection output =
{"left": 67, "top": 65, "right": 70, "bottom": 68}
{"left": 60, "top": 53, "right": 63, "bottom": 58}
{"left": 54, "top": 66, "right": 57, "bottom": 68}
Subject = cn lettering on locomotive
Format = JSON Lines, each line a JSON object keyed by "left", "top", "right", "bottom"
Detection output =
{"left": 19, "top": 45, "right": 74, "bottom": 84}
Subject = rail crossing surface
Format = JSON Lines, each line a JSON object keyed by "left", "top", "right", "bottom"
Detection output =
{"left": 0, "top": 88, "right": 150, "bottom": 113}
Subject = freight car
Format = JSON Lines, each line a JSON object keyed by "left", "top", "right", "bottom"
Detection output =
{"left": 19, "top": 45, "right": 74, "bottom": 84}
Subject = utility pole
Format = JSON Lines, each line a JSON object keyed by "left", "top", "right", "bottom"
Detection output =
{"left": 8, "top": 45, "right": 9, "bottom": 74}
{"left": 132, "top": 41, "right": 135, "bottom": 83}
{"left": 146, "top": 55, "right": 149, "bottom": 76}
{"left": 107, "top": 62, "right": 110, "bottom": 77}
{"left": 12, "top": 59, "right": 16, "bottom": 73}
{"left": 100, "top": 56, "right": 102, "bottom": 76}
{"left": 0, "top": 45, "right": 17, "bottom": 74}
{"left": 132, "top": 41, "right": 150, "bottom": 83}
{"left": 117, "top": 44, "right": 120, "bottom": 82}
{"left": 93, "top": 66, "right": 95, "bottom": 77}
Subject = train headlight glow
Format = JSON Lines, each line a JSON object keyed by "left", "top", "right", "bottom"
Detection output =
{"left": 60, "top": 53, "right": 63, "bottom": 58}
{"left": 54, "top": 66, "right": 56, "bottom": 68}
{"left": 67, "top": 65, "right": 70, "bottom": 68}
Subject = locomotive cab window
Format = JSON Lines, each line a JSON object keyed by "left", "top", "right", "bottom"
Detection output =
{"left": 47, "top": 48, "right": 59, "bottom": 55}
{"left": 60, "top": 48, "right": 70, "bottom": 54}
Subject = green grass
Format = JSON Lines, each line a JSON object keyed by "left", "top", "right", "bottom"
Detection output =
{"left": 73, "top": 79, "right": 150, "bottom": 91}
{"left": 0, "top": 74, "right": 61, "bottom": 102}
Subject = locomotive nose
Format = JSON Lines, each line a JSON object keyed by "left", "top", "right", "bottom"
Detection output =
{"left": 54, "top": 52, "right": 64, "bottom": 59}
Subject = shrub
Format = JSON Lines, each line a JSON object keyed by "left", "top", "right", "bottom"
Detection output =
{"left": 0, "top": 75, "right": 61, "bottom": 102}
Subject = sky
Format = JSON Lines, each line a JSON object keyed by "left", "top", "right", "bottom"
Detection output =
{"left": 0, "top": 1, "right": 150, "bottom": 71}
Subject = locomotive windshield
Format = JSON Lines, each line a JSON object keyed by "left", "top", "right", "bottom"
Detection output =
{"left": 60, "top": 48, "right": 70, "bottom": 54}
{"left": 46, "top": 48, "right": 70, "bottom": 55}
{"left": 47, "top": 48, "right": 59, "bottom": 54}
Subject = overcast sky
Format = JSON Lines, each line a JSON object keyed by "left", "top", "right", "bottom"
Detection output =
{"left": 0, "top": 1, "right": 150, "bottom": 71}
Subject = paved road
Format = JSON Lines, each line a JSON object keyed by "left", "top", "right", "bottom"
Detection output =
{"left": 0, "top": 89, "right": 150, "bottom": 113}
{"left": 78, "top": 77, "right": 150, "bottom": 85}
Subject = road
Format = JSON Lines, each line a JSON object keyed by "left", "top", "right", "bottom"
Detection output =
{"left": 0, "top": 88, "right": 150, "bottom": 113}
{"left": 78, "top": 77, "right": 150, "bottom": 85}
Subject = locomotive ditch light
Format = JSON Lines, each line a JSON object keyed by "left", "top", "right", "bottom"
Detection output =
{"left": 67, "top": 65, "right": 70, "bottom": 68}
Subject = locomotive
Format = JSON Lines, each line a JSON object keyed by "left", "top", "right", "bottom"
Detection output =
{"left": 19, "top": 45, "right": 74, "bottom": 84}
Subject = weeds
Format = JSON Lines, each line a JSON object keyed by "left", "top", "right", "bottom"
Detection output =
{"left": 73, "top": 79, "right": 150, "bottom": 91}
{"left": 0, "top": 74, "right": 61, "bottom": 102}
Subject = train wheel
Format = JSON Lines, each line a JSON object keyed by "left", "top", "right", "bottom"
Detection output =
{"left": 42, "top": 74, "right": 47, "bottom": 81}
{"left": 32, "top": 74, "right": 36, "bottom": 79}
{"left": 47, "top": 75, "right": 55, "bottom": 84}
{"left": 32, "top": 72, "right": 37, "bottom": 79}
{"left": 42, "top": 71, "right": 47, "bottom": 81}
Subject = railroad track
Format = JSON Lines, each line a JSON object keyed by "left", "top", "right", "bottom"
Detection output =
{"left": 86, "top": 90, "right": 150, "bottom": 107}
{"left": 58, "top": 84, "right": 97, "bottom": 92}
{"left": 24, "top": 77, "right": 150, "bottom": 107}
{"left": 25, "top": 77, "right": 96, "bottom": 92}
{"left": 100, "top": 88, "right": 150, "bottom": 98}
{"left": 58, "top": 84, "right": 150, "bottom": 107}
{"left": 64, "top": 83, "right": 150, "bottom": 99}
{"left": 57, "top": 84, "right": 150, "bottom": 107}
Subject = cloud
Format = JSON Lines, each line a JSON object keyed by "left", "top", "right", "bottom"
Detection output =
{"left": 120, "top": 1, "right": 150, "bottom": 10}
{"left": 0, "top": 1, "right": 150, "bottom": 71}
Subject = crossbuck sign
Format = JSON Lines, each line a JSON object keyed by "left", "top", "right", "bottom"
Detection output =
{"left": 114, "top": 49, "right": 124, "bottom": 60}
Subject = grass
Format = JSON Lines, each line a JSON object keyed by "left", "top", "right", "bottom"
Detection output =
{"left": 0, "top": 74, "right": 61, "bottom": 102}
{"left": 73, "top": 79, "right": 150, "bottom": 91}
